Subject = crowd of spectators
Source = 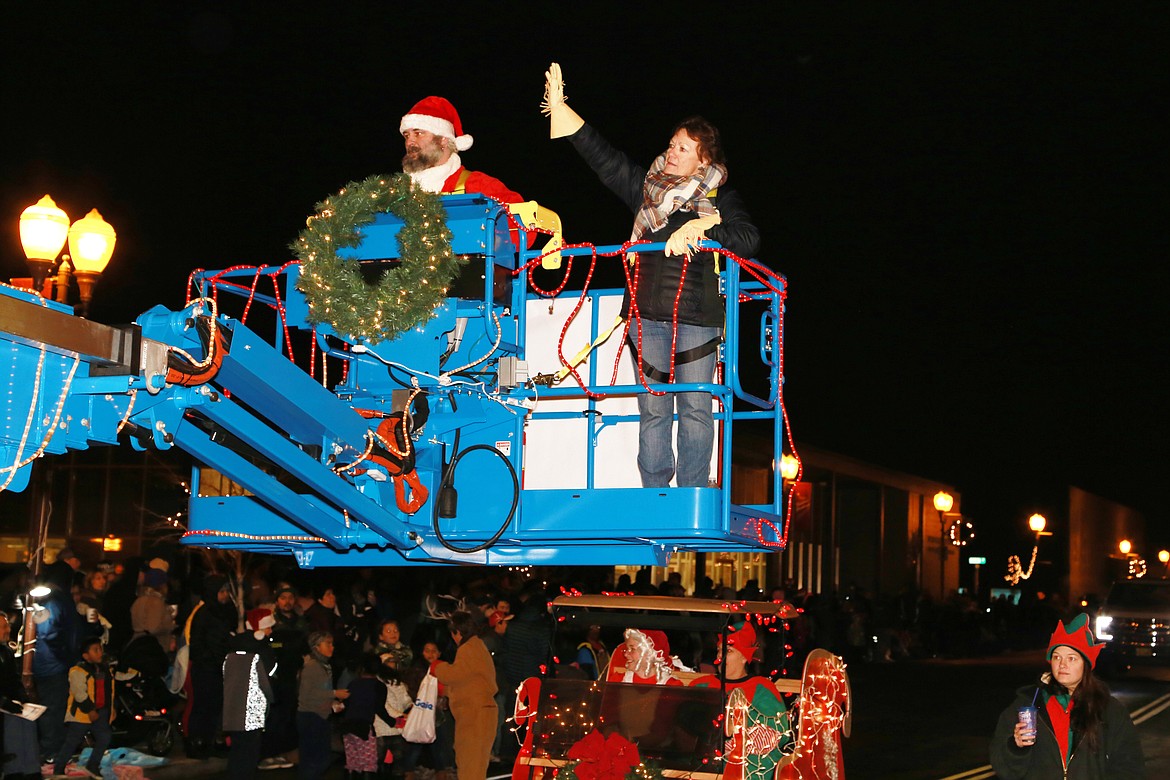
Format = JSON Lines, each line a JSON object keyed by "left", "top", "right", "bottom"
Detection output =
{"left": 0, "top": 547, "right": 1076, "bottom": 778}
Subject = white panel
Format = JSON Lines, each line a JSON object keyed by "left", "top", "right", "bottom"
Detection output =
{"left": 523, "top": 293, "right": 719, "bottom": 489}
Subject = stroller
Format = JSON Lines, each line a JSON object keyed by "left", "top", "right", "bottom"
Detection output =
{"left": 108, "top": 634, "right": 179, "bottom": 756}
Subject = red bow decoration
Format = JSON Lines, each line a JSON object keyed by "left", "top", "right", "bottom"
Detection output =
{"left": 567, "top": 729, "right": 641, "bottom": 780}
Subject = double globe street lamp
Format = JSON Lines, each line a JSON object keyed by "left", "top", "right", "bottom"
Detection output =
{"left": 17, "top": 194, "right": 117, "bottom": 316}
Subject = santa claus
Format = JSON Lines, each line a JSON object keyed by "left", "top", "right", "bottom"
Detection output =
{"left": 400, "top": 96, "right": 523, "bottom": 202}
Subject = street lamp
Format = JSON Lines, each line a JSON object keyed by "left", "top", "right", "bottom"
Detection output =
{"left": 18, "top": 195, "right": 117, "bottom": 316}
{"left": 1028, "top": 514, "right": 1047, "bottom": 534}
{"left": 1159, "top": 550, "right": 1169, "bottom": 576}
{"left": 933, "top": 491, "right": 953, "bottom": 599}
{"left": 18, "top": 195, "right": 69, "bottom": 293}
{"left": 780, "top": 454, "right": 800, "bottom": 482}
{"left": 1005, "top": 512, "right": 1047, "bottom": 586}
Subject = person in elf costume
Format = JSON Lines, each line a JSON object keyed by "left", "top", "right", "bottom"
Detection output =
{"left": 689, "top": 622, "right": 794, "bottom": 780}
{"left": 990, "top": 613, "right": 1144, "bottom": 779}
{"left": 400, "top": 96, "right": 523, "bottom": 202}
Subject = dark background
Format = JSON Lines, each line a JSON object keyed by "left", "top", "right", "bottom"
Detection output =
{"left": 3, "top": 4, "right": 1167, "bottom": 568}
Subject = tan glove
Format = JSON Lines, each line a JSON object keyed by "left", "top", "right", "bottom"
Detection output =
{"left": 542, "top": 62, "right": 584, "bottom": 139}
{"left": 665, "top": 212, "right": 722, "bottom": 257}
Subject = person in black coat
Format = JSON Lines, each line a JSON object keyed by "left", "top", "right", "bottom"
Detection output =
{"left": 184, "top": 573, "right": 236, "bottom": 758}
{"left": 543, "top": 62, "right": 761, "bottom": 488}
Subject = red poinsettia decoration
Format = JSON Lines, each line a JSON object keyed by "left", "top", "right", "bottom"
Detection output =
{"left": 566, "top": 728, "right": 641, "bottom": 780}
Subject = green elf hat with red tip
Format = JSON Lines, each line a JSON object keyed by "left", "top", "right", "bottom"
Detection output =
{"left": 1046, "top": 613, "right": 1107, "bottom": 669}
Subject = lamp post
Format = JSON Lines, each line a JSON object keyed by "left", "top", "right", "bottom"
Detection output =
{"left": 1005, "top": 513, "right": 1047, "bottom": 586}
{"left": 18, "top": 195, "right": 116, "bottom": 316}
{"left": 14, "top": 196, "right": 115, "bottom": 685}
{"left": 933, "top": 490, "right": 953, "bottom": 600}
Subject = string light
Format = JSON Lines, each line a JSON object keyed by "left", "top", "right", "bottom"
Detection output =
{"left": 1004, "top": 547, "right": 1039, "bottom": 586}
{"left": 947, "top": 518, "right": 975, "bottom": 547}
{"left": 181, "top": 529, "right": 327, "bottom": 543}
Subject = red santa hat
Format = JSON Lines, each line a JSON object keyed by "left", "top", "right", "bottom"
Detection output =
{"left": 400, "top": 96, "right": 474, "bottom": 151}
{"left": 247, "top": 607, "right": 276, "bottom": 640}
{"left": 489, "top": 610, "right": 514, "bottom": 628}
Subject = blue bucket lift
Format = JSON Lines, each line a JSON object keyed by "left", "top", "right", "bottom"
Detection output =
{"left": 0, "top": 194, "right": 789, "bottom": 567}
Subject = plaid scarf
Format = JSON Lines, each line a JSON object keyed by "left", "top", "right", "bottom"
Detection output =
{"left": 630, "top": 155, "right": 727, "bottom": 242}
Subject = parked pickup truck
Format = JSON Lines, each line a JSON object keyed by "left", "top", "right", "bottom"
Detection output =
{"left": 1095, "top": 578, "right": 1170, "bottom": 673}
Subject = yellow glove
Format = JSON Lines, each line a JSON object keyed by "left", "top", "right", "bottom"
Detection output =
{"left": 542, "top": 62, "right": 584, "bottom": 139}
{"left": 665, "top": 212, "right": 722, "bottom": 257}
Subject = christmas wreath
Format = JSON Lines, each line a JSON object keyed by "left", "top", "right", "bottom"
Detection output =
{"left": 293, "top": 173, "right": 462, "bottom": 344}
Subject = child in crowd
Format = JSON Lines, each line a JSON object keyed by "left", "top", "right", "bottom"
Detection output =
{"left": 341, "top": 654, "right": 390, "bottom": 777}
{"left": 51, "top": 637, "right": 112, "bottom": 780}
{"left": 374, "top": 655, "right": 414, "bottom": 775}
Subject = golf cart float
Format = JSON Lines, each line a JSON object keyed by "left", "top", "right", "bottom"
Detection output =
{"left": 512, "top": 595, "right": 851, "bottom": 780}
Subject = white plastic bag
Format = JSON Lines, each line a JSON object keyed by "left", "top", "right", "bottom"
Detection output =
{"left": 402, "top": 672, "right": 437, "bottom": 744}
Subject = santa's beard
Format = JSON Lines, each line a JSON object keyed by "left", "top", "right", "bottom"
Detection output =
{"left": 402, "top": 138, "right": 446, "bottom": 172}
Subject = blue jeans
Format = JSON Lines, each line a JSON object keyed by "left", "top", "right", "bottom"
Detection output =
{"left": 632, "top": 320, "right": 720, "bottom": 487}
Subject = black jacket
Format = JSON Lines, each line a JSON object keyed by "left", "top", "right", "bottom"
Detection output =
{"left": 567, "top": 123, "right": 761, "bottom": 327}
{"left": 189, "top": 575, "right": 236, "bottom": 668}
{"left": 990, "top": 683, "right": 1145, "bottom": 779}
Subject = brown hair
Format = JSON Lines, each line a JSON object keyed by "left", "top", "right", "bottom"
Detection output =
{"left": 1043, "top": 664, "right": 1110, "bottom": 752}
{"left": 448, "top": 610, "right": 478, "bottom": 643}
{"left": 672, "top": 116, "right": 725, "bottom": 166}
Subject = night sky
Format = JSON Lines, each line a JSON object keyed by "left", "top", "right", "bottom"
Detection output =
{"left": 4, "top": 5, "right": 1167, "bottom": 565}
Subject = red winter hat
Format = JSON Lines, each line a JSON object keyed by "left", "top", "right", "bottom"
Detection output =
{"left": 400, "top": 96, "right": 474, "bottom": 151}
{"left": 725, "top": 622, "right": 758, "bottom": 661}
{"left": 247, "top": 607, "right": 276, "bottom": 639}
{"left": 1047, "top": 613, "right": 1105, "bottom": 669}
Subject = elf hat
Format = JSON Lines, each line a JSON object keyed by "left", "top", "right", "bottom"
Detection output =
{"left": 400, "top": 96, "right": 473, "bottom": 151}
{"left": 1046, "top": 613, "right": 1106, "bottom": 669}
{"left": 247, "top": 607, "right": 276, "bottom": 640}
{"left": 725, "top": 621, "right": 758, "bottom": 662}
